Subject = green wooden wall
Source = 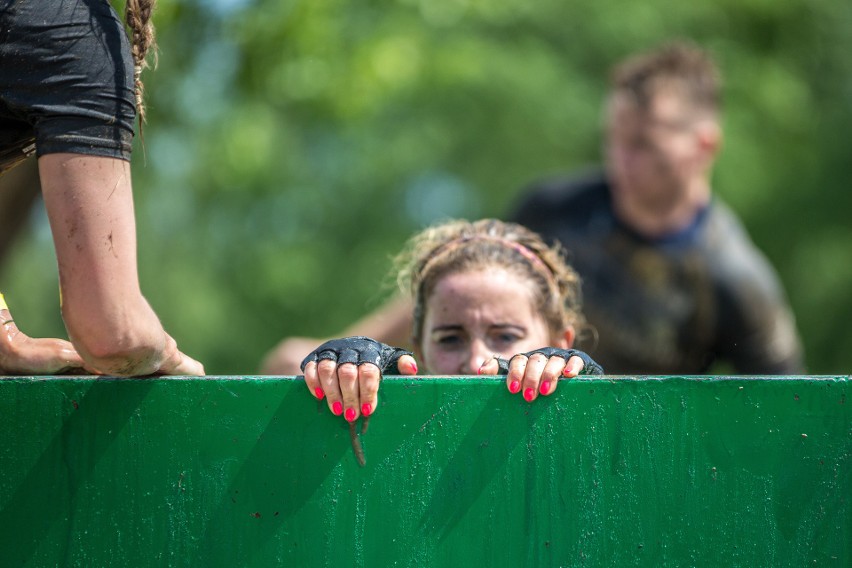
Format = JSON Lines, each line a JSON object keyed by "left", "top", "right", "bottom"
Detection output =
{"left": 0, "top": 376, "right": 848, "bottom": 567}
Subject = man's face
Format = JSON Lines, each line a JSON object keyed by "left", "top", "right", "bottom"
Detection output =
{"left": 604, "top": 91, "right": 708, "bottom": 215}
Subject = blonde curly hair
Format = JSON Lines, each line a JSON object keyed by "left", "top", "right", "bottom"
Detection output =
{"left": 393, "top": 219, "right": 586, "bottom": 345}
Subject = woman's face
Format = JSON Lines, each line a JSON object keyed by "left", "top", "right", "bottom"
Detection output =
{"left": 418, "top": 267, "right": 566, "bottom": 374}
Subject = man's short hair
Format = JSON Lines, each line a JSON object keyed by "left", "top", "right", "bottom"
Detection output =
{"left": 611, "top": 41, "right": 721, "bottom": 115}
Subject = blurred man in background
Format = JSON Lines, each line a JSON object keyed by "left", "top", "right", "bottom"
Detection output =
{"left": 263, "top": 41, "right": 804, "bottom": 375}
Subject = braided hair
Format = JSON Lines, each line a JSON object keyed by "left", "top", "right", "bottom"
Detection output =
{"left": 123, "top": 0, "right": 158, "bottom": 134}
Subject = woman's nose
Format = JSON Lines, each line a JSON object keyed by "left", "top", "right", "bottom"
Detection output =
{"left": 464, "top": 341, "right": 492, "bottom": 374}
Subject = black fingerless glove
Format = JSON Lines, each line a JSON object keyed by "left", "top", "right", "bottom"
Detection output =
{"left": 300, "top": 336, "right": 414, "bottom": 375}
{"left": 496, "top": 347, "right": 604, "bottom": 375}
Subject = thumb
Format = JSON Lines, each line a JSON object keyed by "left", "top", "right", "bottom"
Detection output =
{"left": 396, "top": 354, "right": 419, "bottom": 375}
{"left": 477, "top": 357, "right": 502, "bottom": 376}
{"left": 176, "top": 352, "right": 206, "bottom": 376}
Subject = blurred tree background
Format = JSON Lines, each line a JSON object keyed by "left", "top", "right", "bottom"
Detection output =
{"left": 1, "top": 0, "right": 850, "bottom": 374}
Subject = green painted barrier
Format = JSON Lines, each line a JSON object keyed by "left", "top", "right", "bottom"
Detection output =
{"left": 0, "top": 376, "right": 848, "bottom": 566}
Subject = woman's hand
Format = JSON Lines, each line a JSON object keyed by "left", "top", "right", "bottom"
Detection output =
{"left": 1, "top": 300, "right": 91, "bottom": 375}
{"left": 300, "top": 336, "right": 418, "bottom": 422}
{"left": 480, "top": 347, "right": 603, "bottom": 402}
{"left": 155, "top": 332, "right": 205, "bottom": 376}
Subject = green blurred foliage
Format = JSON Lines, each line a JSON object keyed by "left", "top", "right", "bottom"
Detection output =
{"left": 2, "top": 0, "right": 851, "bottom": 373}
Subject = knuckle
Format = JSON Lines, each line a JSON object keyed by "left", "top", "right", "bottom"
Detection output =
{"left": 337, "top": 363, "right": 358, "bottom": 384}
{"left": 359, "top": 363, "right": 381, "bottom": 381}
{"left": 547, "top": 357, "right": 567, "bottom": 374}
{"left": 523, "top": 364, "right": 543, "bottom": 382}
{"left": 543, "top": 367, "right": 561, "bottom": 382}
{"left": 360, "top": 383, "right": 379, "bottom": 399}
{"left": 527, "top": 353, "right": 548, "bottom": 366}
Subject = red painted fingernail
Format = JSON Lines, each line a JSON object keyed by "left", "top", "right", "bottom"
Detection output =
{"left": 332, "top": 401, "right": 343, "bottom": 415}
{"left": 345, "top": 407, "right": 357, "bottom": 422}
{"left": 524, "top": 388, "right": 535, "bottom": 402}
{"left": 314, "top": 387, "right": 325, "bottom": 400}
{"left": 563, "top": 363, "right": 580, "bottom": 376}
{"left": 411, "top": 362, "right": 418, "bottom": 374}
{"left": 477, "top": 366, "right": 483, "bottom": 375}
{"left": 509, "top": 380, "right": 520, "bottom": 394}
{"left": 540, "top": 381, "right": 551, "bottom": 395}
{"left": 361, "top": 403, "right": 372, "bottom": 417}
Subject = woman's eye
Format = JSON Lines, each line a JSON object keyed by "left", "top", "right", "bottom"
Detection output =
{"left": 436, "top": 335, "right": 462, "bottom": 347}
{"left": 493, "top": 333, "right": 522, "bottom": 346}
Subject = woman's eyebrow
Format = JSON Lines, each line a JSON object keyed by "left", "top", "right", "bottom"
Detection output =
{"left": 430, "top": 324, "right": 463, "bottom": 333}
{"left": 489, "top": 323, "right": 526, "bottom": 332}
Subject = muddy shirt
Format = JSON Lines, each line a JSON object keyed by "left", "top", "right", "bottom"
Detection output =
{"left": 0, "top": 0, "right": 136, "bottom": 175}
{"left": 509, "top": 171, "right": 804, "bottom": 375}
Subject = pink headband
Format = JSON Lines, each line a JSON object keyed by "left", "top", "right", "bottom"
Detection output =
{"left": 418, "top": 234, "right": 553, "bottom": 280}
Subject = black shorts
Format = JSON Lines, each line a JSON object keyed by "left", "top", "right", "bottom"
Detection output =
{"left": 0, "top": 0, "right": 136, "bottom": 174}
